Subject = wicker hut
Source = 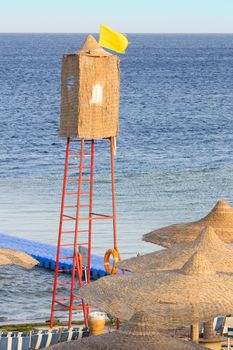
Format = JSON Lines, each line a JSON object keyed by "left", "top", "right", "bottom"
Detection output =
{"left": 60, "top": 35, "right": 120, "bottom": 139}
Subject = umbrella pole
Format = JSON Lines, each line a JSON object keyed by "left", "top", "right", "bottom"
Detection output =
{"left": 191, "top": 321, "right": 199, "bottom": 343}
{"left": 203, "top": 319, "right": 214, "bottom": 339}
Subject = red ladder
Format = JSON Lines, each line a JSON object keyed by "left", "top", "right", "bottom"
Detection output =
{"left": 50, "top": 137, "right": 119, "bottom": 328}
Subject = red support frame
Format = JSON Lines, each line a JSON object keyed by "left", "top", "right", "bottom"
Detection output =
{"left": 50, "top": 137, "right": 121, "bottom": 329}
{"left": 87, "top": 140, "right": 95, "bottom": 284}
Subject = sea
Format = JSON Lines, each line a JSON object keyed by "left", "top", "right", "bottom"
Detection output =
{"left": 0, "top": 33, "right": 233, "bottom": 324}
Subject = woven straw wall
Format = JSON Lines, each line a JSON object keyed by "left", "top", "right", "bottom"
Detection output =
{"left": 59, "top": 53, "right": 120, "bottom": 139}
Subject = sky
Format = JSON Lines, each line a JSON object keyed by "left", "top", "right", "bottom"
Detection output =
{"left": 0, "top": 0, "right": 233, "bottom": 33}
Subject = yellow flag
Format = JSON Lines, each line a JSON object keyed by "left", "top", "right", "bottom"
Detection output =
{"left": 99, "top": 24, "right": 128, "bottom": 54}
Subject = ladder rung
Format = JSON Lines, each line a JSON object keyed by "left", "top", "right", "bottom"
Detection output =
{"left": 62, "top": 230, "right": 89, "bottom": 234}
{"left": 64, "top": 205, "right": 77, "bottom": 208}
{"left": 92, "top": 216, "right": 113, "bottom": 220}
{"left": 57, "top": 281, "right": 80, "bottom": 285}
{"left": 65, "top": 191, "right": 90, "bottom": 195}
{"left": 53, "top": 303, "right": 90, "bottom": 311}
{"left": 57, "top": 266, "right": 87, "bottom": 273}
{"left": 91, "top": 212, "right": 113, "bottom": 218}
{"left": 54, "top": 302, "right": 69, "bottom": 310}
{"left": 69, "top": 152, "right": 91, "bottom": 156}
{"left": 68, "top": 166, "right": 91, "bottom": 169}
{"left": 60, "top": 256, "right": 73, "bottom": 259}
{"left": 63, "top": 204, "right": 89, "bottom": 208}
{"left": 63, "top": 217, "right": 112, "bottom": 222}
{"left": 66, "top": 177, "right": 90, "bottom": 182}
{"left": 63, "top": 214, "right": 76, "bottom": 220}
{"left": 73, "top": 217, "right": 113, "bottom": 221}
{"left": 61, "top": 231, "right": 75, "bottom": 234}
{"left": 60, "top": 243, "right": 88, "bottom": 247}
{"left": 55, "top": 304, "right": 90, "bottom": 312}
{"left": 72, "top": 305, "right": 86, "bottom": 310}
{"left": 67, "top": 178, "right": 90, "bottom": 182}
{"left": 55, "top": 297, "right": 80, "bottom": 302}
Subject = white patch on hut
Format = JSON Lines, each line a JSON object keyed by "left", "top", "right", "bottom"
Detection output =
{"left": 90, "top": 83, "right": 103, "bottom": 106}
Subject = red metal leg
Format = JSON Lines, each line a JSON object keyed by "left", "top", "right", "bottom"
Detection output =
{"left": 110, "top": 137, "right": 118, "bottom": 253}
{"left": 50, "top": 138, "right": 70, "bottom": 328}
{"left": 68, "top": 139, "right": 85, "bottom": 328}
{"left": 87, "top": 140, "right": 95, "bottom": 284}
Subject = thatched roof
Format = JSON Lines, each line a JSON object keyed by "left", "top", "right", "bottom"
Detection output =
{"left": 143, "top": 200, "right": 233, "bottom": 247}
{"left": 0, "top": 248, "right": 38, "bottom": 269}
{"left": 119, "top": 225, "right": 233, "bottom": 273}
{"left": 80, "top": 251, "right": 233, "bottom": 322}
{"left": 76, "top": 35, "right": 111, "bottom": 57}
{"left": 46, "top": 311, "right": 206, "bottom": 350}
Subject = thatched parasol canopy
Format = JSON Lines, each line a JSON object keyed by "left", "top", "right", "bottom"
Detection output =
{"left": 0, "top": 248, "right": 38, "bottom": 269}
{"left": 119, "top": 225, "right": 233, "bottom": 273}
{"left": 47, "top": 311, "right": 206, "bottom": 350}
{"left": 143, "top": 200, "right": 233, "bottom": 247}
{"left": 80, "top": 251, "right": 233, "bottom": 321}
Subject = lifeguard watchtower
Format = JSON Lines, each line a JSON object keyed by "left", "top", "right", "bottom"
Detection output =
{"left": 50, "top": 35, "right": 121, "bottom": 328}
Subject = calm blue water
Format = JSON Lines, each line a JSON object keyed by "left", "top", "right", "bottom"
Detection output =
{"left": 1, "top": 33, "right": 233, "bottom": 323}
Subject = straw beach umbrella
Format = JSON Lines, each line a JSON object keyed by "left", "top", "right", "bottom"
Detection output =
{"left": 0, "top": 248, "right": 38, "bottom": 269}
{"left": 119, "top": 225, "right": 232, "bottom": 343}
{"left": 80, "top": 251, "right": 233, "bottom": 323}
{"left": 119, "top": 226, "right": 232, "bottom": 343}
{"left": 143, "top": 200, "right": 233, "bottom": 247}
{"left": 47, "top": 311, "right": 206, "bottom": 350}
{"left": 119, "top": 225, "right": 233, "bottom": 273}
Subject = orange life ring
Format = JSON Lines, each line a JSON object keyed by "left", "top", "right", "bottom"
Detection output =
{"left": 104, "top": 248, "right": 120, "bottom": 275}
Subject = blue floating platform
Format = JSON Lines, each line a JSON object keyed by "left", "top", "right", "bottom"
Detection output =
{"left": 0, "top": 233, "right": 108, "bottom": 280}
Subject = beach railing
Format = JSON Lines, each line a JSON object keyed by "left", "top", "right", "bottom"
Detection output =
{"left": 0, "top": 332, "right": 30, "bottom": 350}
{"left": 225, "top": 327, "right": 233, "bottom": 350}
{"left": 0, "top": 326, "right": 90, "bottom": 349}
